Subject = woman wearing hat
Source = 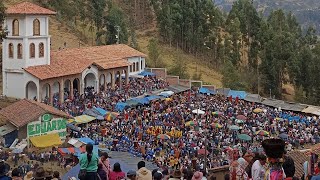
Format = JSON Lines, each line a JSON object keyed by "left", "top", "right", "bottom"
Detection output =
{"left": 79, "top": 143, "right": 99, "bottom": 180}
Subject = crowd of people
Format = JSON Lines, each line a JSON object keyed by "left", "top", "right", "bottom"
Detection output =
{"left": 3, "top": 75, "right": 320, "bottom": 179}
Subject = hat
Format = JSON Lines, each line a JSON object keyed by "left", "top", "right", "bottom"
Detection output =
{"left": 172, "top": 170, "right": 182, "bottom": 178}
{"left": 262, "top": 139, "right": 285, "bottom": 158}
{"left": 154, "top": 172, "right": 163, "bottom": 180}
{"left": 0, "top": 162, "right": 10, "bottom": 176}
{"left": 192, "top": 171, "right": 203, "bottom": 180}
{"left": 127, "top": 170, "right": 136, "bottom": 176}
{"left": 33, "top": 167, "right": 47, "bottom": 180}
{"left": 24, "top": 171, "right": 34, "bottom": 180}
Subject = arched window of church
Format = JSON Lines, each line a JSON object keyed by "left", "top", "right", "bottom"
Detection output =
{"left": 33, "top": 19, "right": 40, "bottom": 36}
{"left": 12, "top": 19, "right": 19, "bottom": 36}
{"left": 30, "top": 43, "right": 35, "bottom": 58}
{"left": 39, "top": 43, "right": 44, "bottom": 57}
{"left": 17, "top": 44, "right": 23, "bottom": 59}
{"left": 8, "top": 43, "right": 14, "bottom": 58}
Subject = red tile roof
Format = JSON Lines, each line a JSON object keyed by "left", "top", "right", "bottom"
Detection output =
{"left": 6, "top": 2, "right": 56, "bottom": 15}
{"left": 24, "top": 44, "right": 145, "bottom": 80}
{"left": 0, "top": 99, "right": 72, "bottom": 128}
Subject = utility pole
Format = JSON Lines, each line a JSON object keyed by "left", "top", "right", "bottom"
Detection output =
{"left": 115, "top": 25, "right": 120, "bottom": 44}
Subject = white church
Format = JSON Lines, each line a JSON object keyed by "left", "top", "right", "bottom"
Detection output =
{"left": 2, "top": 2, "right": 146, "bottom": 104}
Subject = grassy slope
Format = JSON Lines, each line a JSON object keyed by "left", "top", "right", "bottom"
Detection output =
{"left": 136, "top": 29, "right": 223, "bottom": 87}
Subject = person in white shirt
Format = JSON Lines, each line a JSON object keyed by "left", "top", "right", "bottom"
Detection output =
{"left": 251, "top": 154, "right": 267, "bottom": 180}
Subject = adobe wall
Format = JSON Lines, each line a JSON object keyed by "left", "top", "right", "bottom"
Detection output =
{"left": 166, "top": 76, "right": 179, "bottom": 86}
{"left": 179, "top": 79, "right": 191, "bottom": 88}
{"left": 147, "top": 68, "right": 166, "bottom": 79}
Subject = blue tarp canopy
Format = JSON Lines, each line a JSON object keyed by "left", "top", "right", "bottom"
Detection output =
{"left": 145, "top": 95, "right": 162, "bottom": 101}
{"left": 78, "top": 137, "right": 95, "bottom": 145}
{"left": 227, "top": 90, "right": 248, "bottom": 99}
{"left": 131, "top": 97, "right": 150, "bottom": 105}
{"left": 199, "top": 87, "right": 216, "bottom": 95}
{"left": 94, "top": 107, "right": 108, "bottom": 116}
{"left": 126, "top": 99, "right": 142, "bottom": 107}
{"left": 66, "top": 123, "right": 80, "bottom": 132}
{"left": 138, "top": 71, "right": 156, "bottom": 77}
{"left": 115, "top": 102, "right": 128, "bottom": 111}
{"left": 83, "top": 109, "right": 101, "bottom": 117}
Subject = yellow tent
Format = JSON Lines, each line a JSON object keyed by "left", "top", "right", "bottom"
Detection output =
{"left": 74, "top": 115, "right": 96, "bottom": 124}
{"left": 30, "top": 133, "right": 62, "bottom": 148}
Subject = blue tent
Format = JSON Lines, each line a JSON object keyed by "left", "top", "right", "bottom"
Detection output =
{"left": 94, "top": 107, "right": 108, "bottom": 116}
{"left": 138, "top": 71, "right": 156, "bottom": 77}
{"left": 227, "top": 90, "right": 248, "bottom": 99}
{"left": 83, "top": 109, "right": 101, "bottom": 117}
{"left": 146, "top": 95, "right": 161, "bottom": 101}
{"left": 132, "top": 97, "right": 150, "bottom": 104}
{"left": 66, "top": 123, "right": 80, "bottom": 132}
{"left": 126, "top": 99, "right": 142, "bottom": 107}
{"left": 78, "top": 137, "right": 95, "bottom": 145}
{"left": 115, "top": 102, "right": 128, "bottom": 111}
{"left": 199, "top": 87, "right": 216, "bottom": 95}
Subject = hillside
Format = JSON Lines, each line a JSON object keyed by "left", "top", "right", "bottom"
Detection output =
{"left": 2, "top": 0, "right": 223, "bottom": 87}
{"left": 216, "top": 0, "right": 320, "bottom": 33}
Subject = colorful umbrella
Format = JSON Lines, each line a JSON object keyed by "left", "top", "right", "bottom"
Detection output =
{"left": 256, "top": 130, "right": 269, "bottom": 136}
{"left": 198, "top": 149, "right": 209, "bottom": 155}
{"left": 236, "top": 115, "right": 247, "bottom": 120}
{"left": 212, "top": 112, "right": 223, "bottom": 116}
{"left": 105, "top": 112, "right": 117, "bottom": 121}
{"left": 212, "top": 123, "right": 222, "bottom": 128}
{"left": 253, "top": 108, "right": 263, "bottom": 113}
{"left": 235, "top": 119, "right": 244, "bottom": 124}
{"left": 229, "top": 125, "right": 240, "bottom": 131}
{"left": 238, "top": 134, "right": 252, "bottom": 141}
{"left": 185, "top": 121, "right": 197, "bottom": 126}
{"left": 275, "top": 117, "right": 284, "bottom": 122}
{"left": 157, "top": 134, "right": 170, "bottom": 140}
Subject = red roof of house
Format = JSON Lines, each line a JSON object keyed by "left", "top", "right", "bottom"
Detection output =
{"left": 6, "top": 2, "right": 56, "bottom": 15}
{"left": 24, "top": 44, "right": 146, "bottom": 80}
{"left": 0, "top": 99, "right": 72, "bottom": 128}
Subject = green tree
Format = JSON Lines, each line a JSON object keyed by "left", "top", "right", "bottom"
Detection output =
{"left": 103, "top": 3, "right": 128, "bottom": 45}
{"left": 0, "top": 1, "right": 7, "bottom": 42}
{"left": 148, "top": 38, "right": 163, "bottom": 68}
{"left": 169, "top": 55, "right": 189, "bottom": 79}
{"left": 222, "top": 60, "right": 243, "bottom": 90}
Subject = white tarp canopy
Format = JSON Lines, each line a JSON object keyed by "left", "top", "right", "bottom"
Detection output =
{"left": 192, "top": 109, "right": 205, "bottom": 115}
{"left": 0, "top": 124, "right": 16, "bottom": 136}
{"left": 68, "top": 138, "right": 83, "bottom": 148}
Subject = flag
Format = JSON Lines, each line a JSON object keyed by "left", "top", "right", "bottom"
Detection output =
{"left": 235, "top": 97, "right": 239, "bottom": 104}
{"left": 228, "top": 96, "right": 232, "bottom": 102}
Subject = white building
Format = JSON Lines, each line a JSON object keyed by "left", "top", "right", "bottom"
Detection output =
{"left": 2, "top": 2, "right": 146, "bottom": 104}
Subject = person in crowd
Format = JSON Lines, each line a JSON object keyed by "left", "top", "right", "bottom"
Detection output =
{"left": 109, "top": 163, "right": 125, "bottom": 180}
{"left": 52, "top": 171, "right": 60, "bottom": 180}
{"left": 283, "top": 155, "right": 296, "bottom": 180}
{"left": 0, "top": 161, "right": 10, "bottom": 180}
{"left": 23, "top": 171, "right": 33, "bottom": 180}
{"left": 251, "top": 154, "right": 266, "bottom": 180}
{"left": 192, "top": 171, "right": 203, "bottom": 180}
{"left": 97, "top": 164, "right": 107, "bottom": 180}
{"left": 126, "top": 170, "right": 136, "bottom": 180}
{"left": 311, "top": 162, "right": 320, "bottom": 180}
{"left": 99, "top": 153, "right": 110, "bottom": 179}
{"left": 11, "top": 169, "right": 22, "bottom": 180}
{"left": 229, "top": 157, "right": 249, "bottom": 180}
{"left": 262, "top": 139, "right": 286, "bottom": 180}
{"left": 79, "top": 143, "right": 99, "bottom": 180}
{"left": 136, "top": 161, "right": 152, "bottom": 180}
